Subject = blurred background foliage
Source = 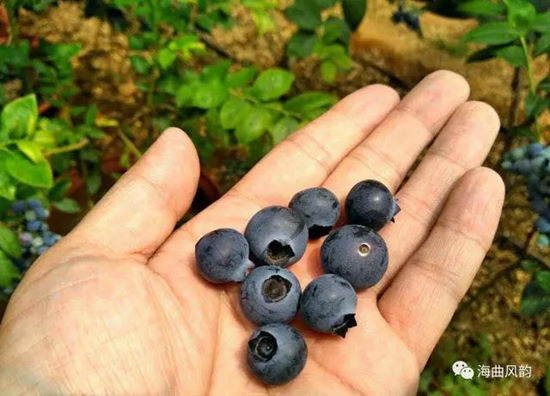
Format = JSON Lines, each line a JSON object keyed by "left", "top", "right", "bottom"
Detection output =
{"left": 0, "top": 0, "right": 549, "bottom": 394}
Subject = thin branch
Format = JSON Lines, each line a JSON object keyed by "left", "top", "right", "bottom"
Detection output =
{"left": 45, "top": 139, "right": 89, "bottom": 156}
{"left": 115, "top": 129, "right": 142, "bottom": 159}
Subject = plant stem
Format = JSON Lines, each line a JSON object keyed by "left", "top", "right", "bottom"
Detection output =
{"left": 44, "top": 139, "right": 89, "bottom": 156}
{"left": 520, "top": 36, "right": 541, "bottom": 140}
{"left": 5, "top": 0, "right": 19, "bottom": 45}
{"left": 116, "top": 129, "right": 142, "bottom": 159}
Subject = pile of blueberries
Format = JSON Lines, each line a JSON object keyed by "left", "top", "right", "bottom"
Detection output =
{"left": 195, "top": 180, "right": 399, "bottom": 385}
{"left": 2, "top": 199, "right": 62, "bottom": 297}
{"left": 502, "top": 143, "right": 550, "bottom": 247}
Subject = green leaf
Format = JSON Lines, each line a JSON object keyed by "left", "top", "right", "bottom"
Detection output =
{"left": 0, "top": 250, "right": 19, "bottom": 289}
{"left": 285, "top": 3, "right": 322, "bottom": 31}
{"left": 271, "top": 116, "right": 299, "bottom": 144}
{"left": 6, "top": 152, "right": 53, "bottom": 188}
{"left": 85, "top": 105, "right": 97, "bottom": 127}
{"left": 220, "top": 98, "right": 252, "bottom": 129}
{"left": 462, "top": 22, "right": 520, "bottom": 45}
{"left": 0, "top": 94, "right": 39, "bottom": 140}
{"left": 342, "top": 0, "right": 367, "bottom": 31}
{"left": 49, "top": 178, "right": 72, "bottom": 201}
{"left": 525, "top": 91, "right": 549, "bottom": 119}
{"left": 506, "top": 0, "right": 537, "bottom": 35}
{"left": 32, "top": 129, "right": 56, "bottom": 147}
{"left": 192, "top": 80, "right": 229, "bottom": 109}
{"left": 175, "top": 81, "right": 199, "bottom": 108}
{"left": 15, "top": 141, "right": 44, "bottom": 163}
{"left": 202, "top": 60, "right": 232, "bottom": 82}
{"left": 520, "top": 279, "right": 550, "bottom": 316}
{"left": 236, "top": 107, "right": 273, "bottom": 144}
{"left": 533, "top": 12, "right": 550, "bottom": 32}
{"left": 227, "top": 67, "right": 259, "bottom": 88}
{"left": 284, "top": 91, "right": 337, "bottom": 118}
{"left": 86, "top": 172, "right": 101, "bottom": 194}
{"left": 458, "top": 0, "right": 506, "bottom": 16}
{"left": 520, "top": 259, "right": 539, "bottom": 273}
{"left": 323, "top": 17, "right": 352, "bottom": 46}
{"left": 0, "top": 225, "right": 21, "bottom": 259}
{"left": 494, "top": 44, "right": 527, "bottom": 67}
{"left": 252, "top": 9, "right": 276, "bottom": 34}
{"left": 205, "top": 108, "right": 229, "bottom": 146}
{"left": 0, "top": 152, "right": 16, "bottom": 200}
{"left": 158, "top": 48, "right": 177, "bottom": 69}
{"left": 321, "top": 60, "right": 338, "bottom": 83}
{"left": 53, "top": 198, "right": 81, "bottom": 214}
{"left": 252, "top": 69, "right": 295, "bottom": 101}
{"left": 287, "top": 32, "right": 318, "bottom": 58}
{"left": 130, "top": 55, "right": 150, "bottom": 74}
{"left": 536, "top": 271, "right": 550, "bottom": 293}
{"left": 538, "top": 76, "right": 550, "bottom": 92}
{"left": 511, "top": 125, "right": 539, "bottom": 141}
{"left": 534, "top": 32, "right": 550, "bottom": 56}
{"left": 466, "top": 45, "right": 502, "bottom": 62}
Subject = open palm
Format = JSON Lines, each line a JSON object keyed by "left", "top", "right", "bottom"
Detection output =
{"left": 0, "top": 71, "right": 504, "bottom": 396}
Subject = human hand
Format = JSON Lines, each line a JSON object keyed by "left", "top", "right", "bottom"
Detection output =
{"left": 0, "top": 71, "right": 504, "bottom": 396}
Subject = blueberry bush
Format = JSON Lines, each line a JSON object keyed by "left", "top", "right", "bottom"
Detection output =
{"left": 396, "top": 0, "right": 550, "bottom": 316}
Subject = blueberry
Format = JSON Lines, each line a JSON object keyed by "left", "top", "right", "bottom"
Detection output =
{"left": 321, "top": 224, "right": 388, "bottom": 289}
{"left": 240, "top": 266, "right": 301, "bottom": 325}
{"left": 28, "top": 199, "right": 42, "bottom": 210}
{"left": 345, "top": 180, "right": 400, "bottom": 231}
{"left": 247, "top": 323, "right": 307, "bottom": 385}
{"left": 535, "top": 217, "right": 550, "bottom": 233}
{"left": 538, "top": 233, "right": 550, "bottom": 247}
{"left": 24, "top": 210, "right": 37, "bottom": 221}
{"left": 18, "top": 232, "right": 33, "bottom": 247}
{"left": 289, "top": 187, "right": 340, "bottom": 239}
{"left": 36, "top": 246, "right": 48, "bottom": 255}
{"left": 300, "top": 274, "right": 357, "bottom": 337}
{"left": 11, "top": 201, "right": 28, "bottom": 214}
{"left": 34, "top": 206, "right": 48, "bottom": 220}
{"left": 26, "top": 220, "right": 41, "bottom": 232}
{"left": 515, "top": 159, "right": 531, "bottom": 175}
{"left": 195, "top": 228, "right": 254, "bottom": 283}
{"left": 31, "top": 236, "right": 44, "bottom": 248}
{"left": 245, "top": 206, "right": 308, "bottom": 267}
{"left": 527, "top": 143, "right": 544, "bottom": 158}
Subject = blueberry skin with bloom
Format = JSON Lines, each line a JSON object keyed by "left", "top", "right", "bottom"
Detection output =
{"left": 245, "top": 206, "right": 308, "bottom": 267}
{"left": 240, "top": 266, "right": 301, "bottom": 325}
{"left": 247, "top": 323, "right": 307, "bottom": 385}
{"left": 195, "top": 228, "right": 254, "bottom": 284}
{"left": 345, "top": 179, "right": 400, "bottom": 231}
{"left": 289, "top": 187, "right": 340, "bottom": 239}
{"left": 321, "top": 224, "right": 388, "bottom": 290}
{"left": 300, "top": 274, "right": 358, "bottom": 337}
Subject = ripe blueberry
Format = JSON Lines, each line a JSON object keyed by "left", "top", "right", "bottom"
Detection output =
{"left": 321, "top": 224, "right": 388, "bottom": 290}
{"left": 345, "top": 179, "right": 400, "bottom": 231}
{"left": 289, "top": 187, "right": 340, "bottom": 239}
{"left": 247, "top": 323, "right": 307, "bottom": 385}
{"left": 195, "top": 228, "right": 254, "bottom": 283}
{"left": 245, "top": 206, "right": 308, "bottom": 267}
{"left": 300, "top": 274, "right": 357, "bottom": 337}
{"left": 240, "top": 266, "right": 301, "bottom": 325}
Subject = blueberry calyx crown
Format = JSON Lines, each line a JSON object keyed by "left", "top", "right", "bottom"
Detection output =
{"left": 308, "top": 224, "right": 333, "bottom": 239}
{"left": 332, "top": 314, "right": 357, "bottom": 338}
{"left": 262, "top": 275, "right": 292, "bottom": 303}
{"left": 266, "top": 241, "right": 295, "bottom": 266}
{"left": 390, "top": 200, "right": 401, "bottom": 223}
{"left": 249, "top": 331, "right": 278, "bottom": 361}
